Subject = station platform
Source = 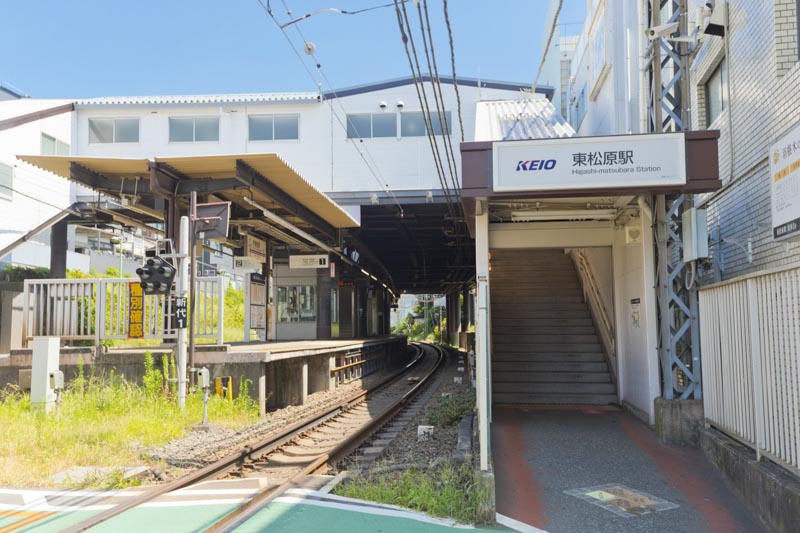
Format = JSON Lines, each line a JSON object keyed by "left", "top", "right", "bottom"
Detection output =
{"left": 1, "top": 336, "right": 409, "bottom": 411}
{"left": 491, "top": 405, "right": 765, "bottom": 533}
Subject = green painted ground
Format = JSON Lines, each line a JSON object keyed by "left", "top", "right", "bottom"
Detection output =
{"left": 10, "top": 500, "right": 502, "bottom": 532}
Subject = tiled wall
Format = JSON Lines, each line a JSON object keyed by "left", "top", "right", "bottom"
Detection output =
{"left": 690, "top": 0, "right": 800, "bottom": 281}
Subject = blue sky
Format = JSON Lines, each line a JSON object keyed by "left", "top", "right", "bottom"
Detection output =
{"left": 3, "top": 0, "right": 585, "bottom": 98}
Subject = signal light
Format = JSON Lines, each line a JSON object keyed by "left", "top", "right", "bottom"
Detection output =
{"left": 136, "top": 256, "right": 176, "bottom": 295}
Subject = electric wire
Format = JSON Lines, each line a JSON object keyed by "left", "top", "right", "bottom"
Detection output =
{"left": 256, "top": 0, "right": 405, "bottom": 217}
{"left": 502, "top": 0, "right": 563, "bottom": 141}
{"left": 276, "top": 0, "right": 405, "bottom": 217}
{"left": 442, "top": 0, "right": 464, "bottom": 143}
{"left": 0, "top": 182, "right": 74, "bottom": 213}
{"left": 279, "top": 1, "right": 405, "bottom": 28}
{"left": 418, "top": 0, "right": 460, "bottom": 195}
{"left": 394, "top": 0, "right": 456, "bottom": 220}
{"left": 417, "top": 0, "right": 469, "bottom": 245}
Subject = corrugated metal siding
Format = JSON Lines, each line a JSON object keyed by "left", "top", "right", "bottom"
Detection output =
{"left": 474, "top": 98, "right": 575, "bottom": 142}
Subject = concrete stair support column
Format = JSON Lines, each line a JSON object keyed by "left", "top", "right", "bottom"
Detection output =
{"left": 490, "top": 249, "right": 616, "bottom": 405}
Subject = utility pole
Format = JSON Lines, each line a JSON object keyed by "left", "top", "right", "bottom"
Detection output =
{"left": 176, "top": 216, "right": 189, "bottom": 409}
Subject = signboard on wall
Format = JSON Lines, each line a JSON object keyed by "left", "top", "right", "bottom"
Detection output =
{"left": 244, "top": 272, "right": 267, "bottom": 340}
{"left": 289, "top": 254, "right": 329, "bottom": 269}
{"left": 243, "top": 234, "right": 267, "bottom": 262}
{"left": 770, "top": 122, "right": 800, "bottom": 241}
{"left": 492, "top": 132, "right": 687, "bottom": 193}
{"left": 588, "top": 0, "right": 611, "bottom": 101}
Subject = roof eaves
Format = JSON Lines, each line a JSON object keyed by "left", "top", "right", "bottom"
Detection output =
{"left": 323, "top": 75, "right": 555, "bottom": 101}
{"left": 74, "top": 93, "right": 322, "bottom": 108}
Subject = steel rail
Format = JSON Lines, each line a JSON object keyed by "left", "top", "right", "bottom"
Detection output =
{"left": 62, "top": 343, "right": 425, "bottom": 533}
{"left": 204, "top": 343, "right": 445, "bottom": 533}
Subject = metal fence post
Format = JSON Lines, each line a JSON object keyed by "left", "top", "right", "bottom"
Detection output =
{"left": 747, "top": 278, "right": 765, "bottom": 461}
{"left": 217, "top": 277, "right": 224, "bottom": 345}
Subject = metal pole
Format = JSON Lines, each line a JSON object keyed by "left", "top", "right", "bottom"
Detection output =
{"left": 177, "top": 216, "right": 189, "bottom": 409}
{"left": 188, "top": 192, "right": 197, "bottom": 376}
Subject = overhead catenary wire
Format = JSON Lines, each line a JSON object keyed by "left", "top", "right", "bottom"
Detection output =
{"left": 393, "top": 0, "right": 457, "bottom": 221}
{"left": 442, "top": 0, "right": 464, "bottom": 143}
{"left": 256, "top": 0, "right": 405, "bottom": 217}
{"left": 418, "top": 0, "right": 461, "bottom": 196}
{"left": 502, "top": 0, "right": 563, "bottom": 141}
{"left": 278, "top": 1, "right": 406, "bottom": 28}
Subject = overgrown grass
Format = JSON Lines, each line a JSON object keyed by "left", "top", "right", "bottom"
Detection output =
{"left": 334, "top": 462, "right": 494, "bottom": 525}
{"left": 427, "top": 390, "right": 475, "bottom": 427}
{"left": 0, "top": 354, "right": 258, "bottom": 488}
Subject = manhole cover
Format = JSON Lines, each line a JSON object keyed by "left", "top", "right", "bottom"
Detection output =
{"left": 564, "top": 484, "right": 679, "bottom": 517}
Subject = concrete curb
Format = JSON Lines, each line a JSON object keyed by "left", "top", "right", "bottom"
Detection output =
{"left": 700, "top": 427, "right": 800, "bottom": 533}
{"left": 454, "top": 413, "right": 473, "bottom": 464}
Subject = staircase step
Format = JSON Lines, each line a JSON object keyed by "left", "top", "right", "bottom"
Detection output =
{"left": 494, "top": 371, "right": 611, "bottom": 383}
{"left": 493, "top": 361, "right": 609, "bottom": 372}
{"left": 494, "top": 318, "right": 594, "bottom": 327}
{"left": 493, "top": 334, "right": 600, "bottom": 344}
{"left": 492, "top": 302, "right": 589, "bottom": 309}
{"left": 492, "top": 393, "right": 618, "bottom": 406}
{"left": 492, "top": 310, "right": 592, "bottom": 319}
{"left": 492, "top": 343, "right": 603, "bottom": 353}
{"left": 491, "top": 289, "right": 584, "bottom": 297}
{"left": 493, "top": 326, "right": 597, "bottom": 335}
{"left": 492, "top": 295, "right": 585, "bottom": 304}
{"left": 492, "top": 382, "right": 616, "bottom": 394}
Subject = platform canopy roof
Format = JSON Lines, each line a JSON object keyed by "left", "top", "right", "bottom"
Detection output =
{"left": 18, "top": 153, "right": 358, "bottom": 231}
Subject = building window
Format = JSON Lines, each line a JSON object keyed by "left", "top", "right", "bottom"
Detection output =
{"left": 346, "top": 111, "right": 451, "bottom": 139}
{"left": 346, "top": 114, "right": 374, "bottom": 138}
{"left": 248, "top": 114, "right": 300, "bottom": 141}
{"left": 88, "top": 118, "right": 139, "bottom": 144}
{"left": 401, "top": 112, "right": 426, "bottom": 137}
{"left": 41, "top": 133, "right": 69, "bottom": 155}
{"left": 277, "top": 285, "right": 317, "bottom": 323}
{"left": 169, "top": 116, "right": 219, "bottom": 142}
{"left": 705, "top": 59, "right": 727, "bottom": 126}
{"left": 0, "top": 163, "right": 12, "bottom": 200}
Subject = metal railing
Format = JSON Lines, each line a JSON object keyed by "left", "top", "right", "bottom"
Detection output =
{"left": 700, "top": 265, "right": 800, "bottom": 474}
{"left": 22, "top": 276, "right": 224, "bottom": 346}
{"left": 569, "top": 249, "right": 617, "bottom": 372}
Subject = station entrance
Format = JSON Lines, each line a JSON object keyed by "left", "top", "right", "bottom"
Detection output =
{"left": 461, "top": 130, "right": 722, "bottom": 472}
{"left": 490, "top": 248, "right": 615, "bottom": 406}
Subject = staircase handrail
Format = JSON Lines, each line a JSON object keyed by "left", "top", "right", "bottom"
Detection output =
{"left": 569, "top": 249, "right": 617, "bottom": 370}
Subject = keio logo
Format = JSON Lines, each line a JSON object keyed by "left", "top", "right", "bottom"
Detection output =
{"left": 516, "top": 159, "right": 557, "bottom": 171}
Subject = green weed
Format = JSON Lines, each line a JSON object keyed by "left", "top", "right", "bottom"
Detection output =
{"left": 335, "top": 462, "right": 492, "bottom": 525}
{"left": 427, "top": 390, "right": 475, "bottom": 427}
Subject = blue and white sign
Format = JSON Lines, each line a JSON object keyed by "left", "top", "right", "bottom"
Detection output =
{"left": 492, "top": 132, "right": 687, "bottom": 193}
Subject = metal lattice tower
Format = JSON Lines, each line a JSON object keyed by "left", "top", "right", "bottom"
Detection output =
{"left": 646, "top": 0, "right": 702, "bottom": 400}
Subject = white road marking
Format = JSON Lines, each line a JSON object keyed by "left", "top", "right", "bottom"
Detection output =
{"left": 495, "top": 512, "right": 550, "bottom": 533}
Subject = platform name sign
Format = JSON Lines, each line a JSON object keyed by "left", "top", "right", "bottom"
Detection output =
{"left": 770, "top": 122, "right": 800, "bottom": 241}
{"left": 492, "top": 132, "right": 687, "bottom": 192}
{"left": 289, "top": 254, "right": 329, "bottom": 269}
{"left": 233, "top": 256, "right": 262, "bottom": 272}
{"left": 128, "top": 282, "right": 144, "bottom": 339}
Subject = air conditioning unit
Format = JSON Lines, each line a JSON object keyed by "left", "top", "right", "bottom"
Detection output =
{"left": 625, "top": 225, "right": 642, "bottom": 244}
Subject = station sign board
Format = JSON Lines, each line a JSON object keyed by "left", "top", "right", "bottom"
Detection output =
{"left": 492, "top": 132, "right": 687, "bottom": 193}
{"left": 233, "top": 256, "right": 262, "bottom": 272}
{"left": 243, "top": 234, "right": 267, "bottom": 262}
{"left": 770, "top": 122, "right": 800, "bottom": 241}
{"left": 289, "top": 254, "right": 329, "bottom": 269}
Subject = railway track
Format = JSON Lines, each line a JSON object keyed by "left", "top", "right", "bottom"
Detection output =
{"left": 64, "top": 342, "right": 445, "bottom": 533}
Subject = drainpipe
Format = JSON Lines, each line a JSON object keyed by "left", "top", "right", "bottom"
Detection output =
{"left": 639, "top": 0, "right": 650, "bottom": 133}
{"left": 637, "top": 195, "right": 653, "bottom": 221}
